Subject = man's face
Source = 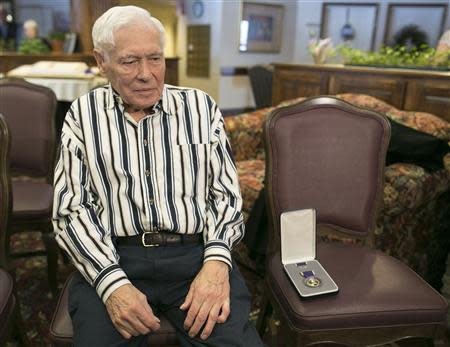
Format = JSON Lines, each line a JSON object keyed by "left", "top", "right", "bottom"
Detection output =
{"left": 95, "top": 23, "right": 166, "bottom": 112}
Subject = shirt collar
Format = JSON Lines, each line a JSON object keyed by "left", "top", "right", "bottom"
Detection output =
{"left": 105, "top": 83, "right": 172, "bottom": 116}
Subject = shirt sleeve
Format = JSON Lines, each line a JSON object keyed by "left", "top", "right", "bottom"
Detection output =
{"left": 204, "top": 99, "right": 245, "bottom": 269}
{"left": 52, "top": 106, "right": 130, "bottom": 303}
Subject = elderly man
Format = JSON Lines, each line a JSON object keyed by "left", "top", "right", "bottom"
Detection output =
{"left": 53, "top": 5, "right": 264, "bottom": 347}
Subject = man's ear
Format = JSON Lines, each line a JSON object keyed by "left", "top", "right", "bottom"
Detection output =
{"left": 93, "top": 49, "right": 106, "bottom": 74}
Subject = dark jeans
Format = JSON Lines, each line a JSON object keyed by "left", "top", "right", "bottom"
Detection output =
{"left": 68, "top": 243, "right": 263, "bottom": 347}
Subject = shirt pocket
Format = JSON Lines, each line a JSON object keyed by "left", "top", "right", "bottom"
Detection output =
{"left": 173, "top": 143, "right": 210, "bottom": 200}
{"left": 175, "top": 133, "right": 211, "bottom": 146}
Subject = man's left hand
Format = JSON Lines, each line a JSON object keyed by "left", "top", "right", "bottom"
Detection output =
{"left": 180, "top": 260, "right": 230, "bottom": 340}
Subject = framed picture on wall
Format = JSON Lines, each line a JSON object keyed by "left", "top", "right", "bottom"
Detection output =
{"left": 384, "top": 4, "right": 448, "bottom": 48}
{"left": 239, "top": 2, "right": 284, "bottom": 53}
{"left": 320, "top": 3, "right": 379, "bottom": 51}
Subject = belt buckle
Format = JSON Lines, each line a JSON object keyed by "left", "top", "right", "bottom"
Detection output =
{"left": 141, "top": 231, "right": 160, "bottom": 247}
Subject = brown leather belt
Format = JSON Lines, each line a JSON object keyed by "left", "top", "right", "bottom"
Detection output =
{"left": 116, "top": 231, "right": 203, "bottom": 248}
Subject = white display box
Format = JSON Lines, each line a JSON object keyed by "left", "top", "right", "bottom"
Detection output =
{"left": 281, "top": 209, "right": 339, "bottom": 297}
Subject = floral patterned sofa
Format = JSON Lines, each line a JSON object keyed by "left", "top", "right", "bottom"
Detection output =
{"left": 225, "top": 94, "right": 450, "bottom": 289}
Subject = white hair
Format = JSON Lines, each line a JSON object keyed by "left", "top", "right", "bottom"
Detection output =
{"left": 92, "top": 6, "right": 165, "bottom": 57}
{"left": 24, "top": 19, "right": 38, "bottom": 30}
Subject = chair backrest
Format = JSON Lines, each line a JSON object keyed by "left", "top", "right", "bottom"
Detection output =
{"left": 248, "top": 65, "right": 273, "bottom": 109}
{"left": 0, "top": 78, "right": 57, "bottom": 179}
{"left": 0, "top": 114, "right": 11, "bottom": 268}
{"left": 264, "top": 96, "right": 390, "bottom": 250}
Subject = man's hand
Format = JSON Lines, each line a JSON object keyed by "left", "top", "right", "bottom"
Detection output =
{"left": 105, "top": 284, "right": 161, "bottom": 339}
{"left": 180, "top": 260, "right": 230, "bottom": 340}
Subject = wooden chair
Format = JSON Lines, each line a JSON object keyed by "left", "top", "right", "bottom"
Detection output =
{"left": 257, "top": 96, "right": 448, "bottom": 346}
{"left": 248, "top": 65, "right": 273, "bottom": 109}
{"left": 0, "top": 78, "right": 59, "bottom": 294}
{"left": 0, "top": 114, "right": 29, "bottom": 347}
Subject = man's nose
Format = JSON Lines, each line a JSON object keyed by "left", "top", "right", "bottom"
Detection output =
{"left": 137, "top": 61, "right": 153, "bottom": 81}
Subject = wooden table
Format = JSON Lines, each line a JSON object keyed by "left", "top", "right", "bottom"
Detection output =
{"left": 0, "top": 52, "right": 179, "bottom": 86}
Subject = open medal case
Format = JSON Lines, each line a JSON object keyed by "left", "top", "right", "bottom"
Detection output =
{"left": 281, "top": 209, "right": 339, "bottom": 297}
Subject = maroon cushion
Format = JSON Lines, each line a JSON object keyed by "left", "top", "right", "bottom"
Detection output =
{"left": 267, "top": 242, "right": 448, "bottom": 330}
{"left": 50, "top": 274, "right": 179, "bottom": 347}
{"left": 11, "top": 180, "right": 53, "bottom": 219}
{"left": 0, "top": 269, "right": 15, "bottom": 341}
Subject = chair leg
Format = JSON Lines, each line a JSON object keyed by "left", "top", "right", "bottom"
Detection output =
{"left": 256, "top": 290, "right": 272, "bottom": 335}
{"left": 42, "top": 232, "right": 59, "bottom": 295}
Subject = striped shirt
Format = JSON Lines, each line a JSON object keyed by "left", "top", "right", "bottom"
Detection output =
{"left": 52, "top": 84, "right": 244, "bottom": 302}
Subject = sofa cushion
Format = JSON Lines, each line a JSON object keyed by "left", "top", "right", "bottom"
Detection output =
{"left": 336, "top": 94, "right": 450, "bottom": 141}
{"left": 382, "top": 159, "right": 450, "bottom": 216}
{"left": 335, "top": 93, "right": 398, "bottom": 114}
{"left": 236, "top": 159, "right": 265, "bottom": 217}
{"left": 225, "top": 107, "right": 274, "bottom": 161}
{"left": 277, "top": 94, "right": 450, "bottom": 141}
{"left": 386, "top": 110, "right": 450, "bottom": 141}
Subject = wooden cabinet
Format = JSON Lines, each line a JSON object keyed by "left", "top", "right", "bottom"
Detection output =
{"left": 404, "top": 79, "right": 450, "bottom": 120}
{"left": 328, "top": 73, "right": 406, "bottom": 109}
{"left": 273, "top": 69, "right": 327, "bottom": 102}
{"left": 273, "top": 64, "right": 450, "bottom": 122}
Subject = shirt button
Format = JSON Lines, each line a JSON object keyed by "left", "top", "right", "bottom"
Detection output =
{"left": 149, "top": 198, "right": 154, "bottom": 204}
{"left": 145, "top": 170, "right": 150, "bottom": 176}
{"left": 143, "top": 139, "right": 148, "bottom": 146}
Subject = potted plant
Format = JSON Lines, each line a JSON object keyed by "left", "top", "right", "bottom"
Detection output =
{"left": 48, "top": 31, "right": 66, "bottom": 53}
{"left": 338, "top": 45, "right": 450, "bottom": 70}
{"left": 18, "top": 38, "right": 50, "bottom": 54}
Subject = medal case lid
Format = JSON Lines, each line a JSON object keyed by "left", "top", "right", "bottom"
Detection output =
{"left": 280, "top": 208, "right": 316, "bottom": 265}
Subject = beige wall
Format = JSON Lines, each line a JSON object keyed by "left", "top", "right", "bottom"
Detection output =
{"left": 177, "top": 0, "right": 299, "bottom": 108}
{"left": 218, "top": 0, "right": 298, "bottom": 109}
{"left": 119, "top": 0, "right": 177, "bottom": 57}
{"left": 176, "top": 1, "right": 222, "bottom": 101}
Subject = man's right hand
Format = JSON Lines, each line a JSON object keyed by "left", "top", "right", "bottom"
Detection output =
{"left": 105, "top": 284, "right": 160, "bottom": 339}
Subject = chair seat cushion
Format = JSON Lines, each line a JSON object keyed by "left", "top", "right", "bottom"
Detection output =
{"left": 11, "top": 180, "right": 53, "bottom": 219}
{"left": 50, "top": 274, "right": 179, "bottom": 347}
{"left": 267, "top": 242, "right": 448, "bottom": 330}
{"left": 0, "top": 269, "right": 15, "bottom": 336}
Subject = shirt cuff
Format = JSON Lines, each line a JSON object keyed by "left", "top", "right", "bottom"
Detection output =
{"left": 203, "top": 241, "right": 232, "bottom": 269}
{"left": 93, "top": 264, "right": 131, "bottom": 304}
